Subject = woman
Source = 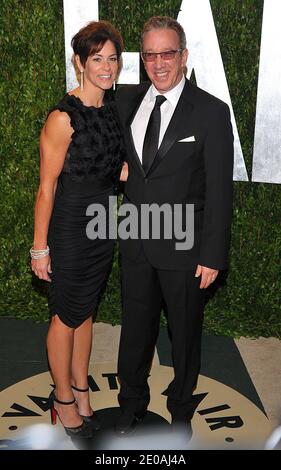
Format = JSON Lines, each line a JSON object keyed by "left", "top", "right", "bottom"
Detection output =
{"left": 31, "top": 21, "right": 127, "bottom": 438}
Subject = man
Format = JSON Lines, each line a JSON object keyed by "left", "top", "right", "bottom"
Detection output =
{"left": 115, "top": 16, "right": 234, "bottom": 437}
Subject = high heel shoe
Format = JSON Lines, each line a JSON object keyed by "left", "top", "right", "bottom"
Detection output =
{"left": 49, "top": 390, "right": 93, "bottom": 438}
{"left": 71, "top": 385, "right": 101, "bottom": 431}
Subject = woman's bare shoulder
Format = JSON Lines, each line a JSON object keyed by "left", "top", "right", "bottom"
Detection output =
{"left": 47, "top": 109, "right": 71, "bottom": 126}
{"left": 42, "top": 110, "right": 72, "bottom": 141}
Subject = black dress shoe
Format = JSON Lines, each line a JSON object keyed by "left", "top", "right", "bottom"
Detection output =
{"left": 115, "top": 410, "right": 146, "bottom": 436}
{"left": 171, "top": 419, "right": 193, "bottom": 441}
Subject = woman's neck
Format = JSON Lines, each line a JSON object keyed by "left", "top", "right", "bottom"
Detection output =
{"left": 77, "top": 85, "right": 105, "bottom": 108}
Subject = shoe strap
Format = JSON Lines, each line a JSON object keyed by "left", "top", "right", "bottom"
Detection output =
{"left": 72, "top": 385, "right": 89, "bottom": 392}
{"left": 54, "top": 396, "right": 76, "bottom": 405}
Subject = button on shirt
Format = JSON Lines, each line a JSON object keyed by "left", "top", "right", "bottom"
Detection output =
{"left": 131, "top": 76, "right": 186, "bottom": 162}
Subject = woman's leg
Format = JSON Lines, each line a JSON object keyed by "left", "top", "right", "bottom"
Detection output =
{"left": 47, "top": 314, "right": 83, "bottom": 427}
{"left": 71, "top": 316, "right": 93, "bottom": 416}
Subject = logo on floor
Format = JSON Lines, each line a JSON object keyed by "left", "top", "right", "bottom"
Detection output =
{"left": 0, "top": 362, "right": 271, "bottom": 449}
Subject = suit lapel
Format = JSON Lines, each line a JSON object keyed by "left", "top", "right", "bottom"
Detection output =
{"left": 125, "top": 85, "right": 150, "bottom": 176}
{"left": 124, "top": 80, "right": 194, "bottom": 177}
{"left": 147, "top": 80, "right": 194, "bottom": 176}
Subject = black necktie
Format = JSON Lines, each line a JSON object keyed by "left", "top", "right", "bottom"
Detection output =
{"left": 142, "top": 95, "right": 166, "bottom": 174}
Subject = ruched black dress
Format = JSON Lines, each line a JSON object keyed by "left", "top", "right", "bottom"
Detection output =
{"left": 47, "top": 93, "right": 124, "bottom": 328}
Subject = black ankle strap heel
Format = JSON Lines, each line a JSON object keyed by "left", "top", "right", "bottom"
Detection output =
{"left": 71, "top": 385, "right": 101, "bottom": 431}
{"left": 48, "top": 390, "right": 93, "bottom": 438}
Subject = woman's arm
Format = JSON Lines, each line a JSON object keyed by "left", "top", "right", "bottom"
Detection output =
{"left": 31, "top": 110, "right": 72, "bottom": 282}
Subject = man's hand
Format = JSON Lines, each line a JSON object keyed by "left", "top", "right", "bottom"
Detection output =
{"left": 195, "top": 265, "right": 219, "bottom": 289}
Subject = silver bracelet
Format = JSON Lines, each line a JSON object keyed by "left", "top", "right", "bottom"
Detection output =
{"left": 30, "top": 246, "right": 50, "bottom": 259}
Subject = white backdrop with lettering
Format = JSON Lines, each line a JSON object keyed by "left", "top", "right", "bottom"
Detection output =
{"left": 63, "top": 0, "right": 281, "bottom": 184}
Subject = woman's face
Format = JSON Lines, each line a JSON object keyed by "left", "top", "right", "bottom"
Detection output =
{"left": 82, "top": 39, "right": 119, "bottom": 91}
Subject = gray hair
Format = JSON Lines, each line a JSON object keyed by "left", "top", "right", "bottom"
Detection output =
{"left": 141, "top": 16, "right": 187, "bottom": 50}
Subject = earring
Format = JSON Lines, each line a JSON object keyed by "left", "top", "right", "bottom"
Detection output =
{"left": 113, "top": 80, "right": 116, "bottom": 91}
{"left": 80, "top": 71, "right": 84, "bottom": 91}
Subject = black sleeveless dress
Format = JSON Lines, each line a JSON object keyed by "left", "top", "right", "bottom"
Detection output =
{"left": 47, "top": 93, "right": 124, "bottom": 328}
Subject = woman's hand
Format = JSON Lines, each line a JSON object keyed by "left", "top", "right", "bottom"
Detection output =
{"left": 120, "top": 162, "right": 128, "bottom": 182}
{"left": 31, "top": 256, "right": 52, "bottom": 282}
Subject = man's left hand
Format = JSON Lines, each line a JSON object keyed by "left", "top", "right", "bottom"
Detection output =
{"left": 195, "top": 265, "right": 219, "bottom": 289}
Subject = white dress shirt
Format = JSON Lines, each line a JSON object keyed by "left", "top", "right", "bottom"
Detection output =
{"left": 131, "top": 75, "right": 186, "bottom": 162}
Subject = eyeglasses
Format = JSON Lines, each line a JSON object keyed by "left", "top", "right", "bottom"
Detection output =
{"left": 142, "top": 49, "right": 183, "bottom": 62}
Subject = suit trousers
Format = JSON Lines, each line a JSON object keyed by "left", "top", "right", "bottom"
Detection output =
{"left": 117, "top": 247, "right": 206, "bottom": 420}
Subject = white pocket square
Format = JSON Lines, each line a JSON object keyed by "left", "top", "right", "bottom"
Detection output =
{"left": 178, "top": 136, "right": 195, "bottom": 142}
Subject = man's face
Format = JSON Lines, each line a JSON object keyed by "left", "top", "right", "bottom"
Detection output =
{"left": 142, "top": 28, "right": 188, "bottom": 93}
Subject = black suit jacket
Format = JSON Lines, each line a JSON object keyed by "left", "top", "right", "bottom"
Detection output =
{"left": 116, "top": 79, "right": 234, "bottom": 271}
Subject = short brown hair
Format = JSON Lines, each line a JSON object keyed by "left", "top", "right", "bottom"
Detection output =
{"left": 71, "top": 20, "right": 124, "bottom": 66}
{"left": 141, "top": 16, "right": 186, "bottom": 50}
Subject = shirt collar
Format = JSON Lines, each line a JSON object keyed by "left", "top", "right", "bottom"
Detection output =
{"left": 145, "top": 75, "right": 186, "bottom": 106}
